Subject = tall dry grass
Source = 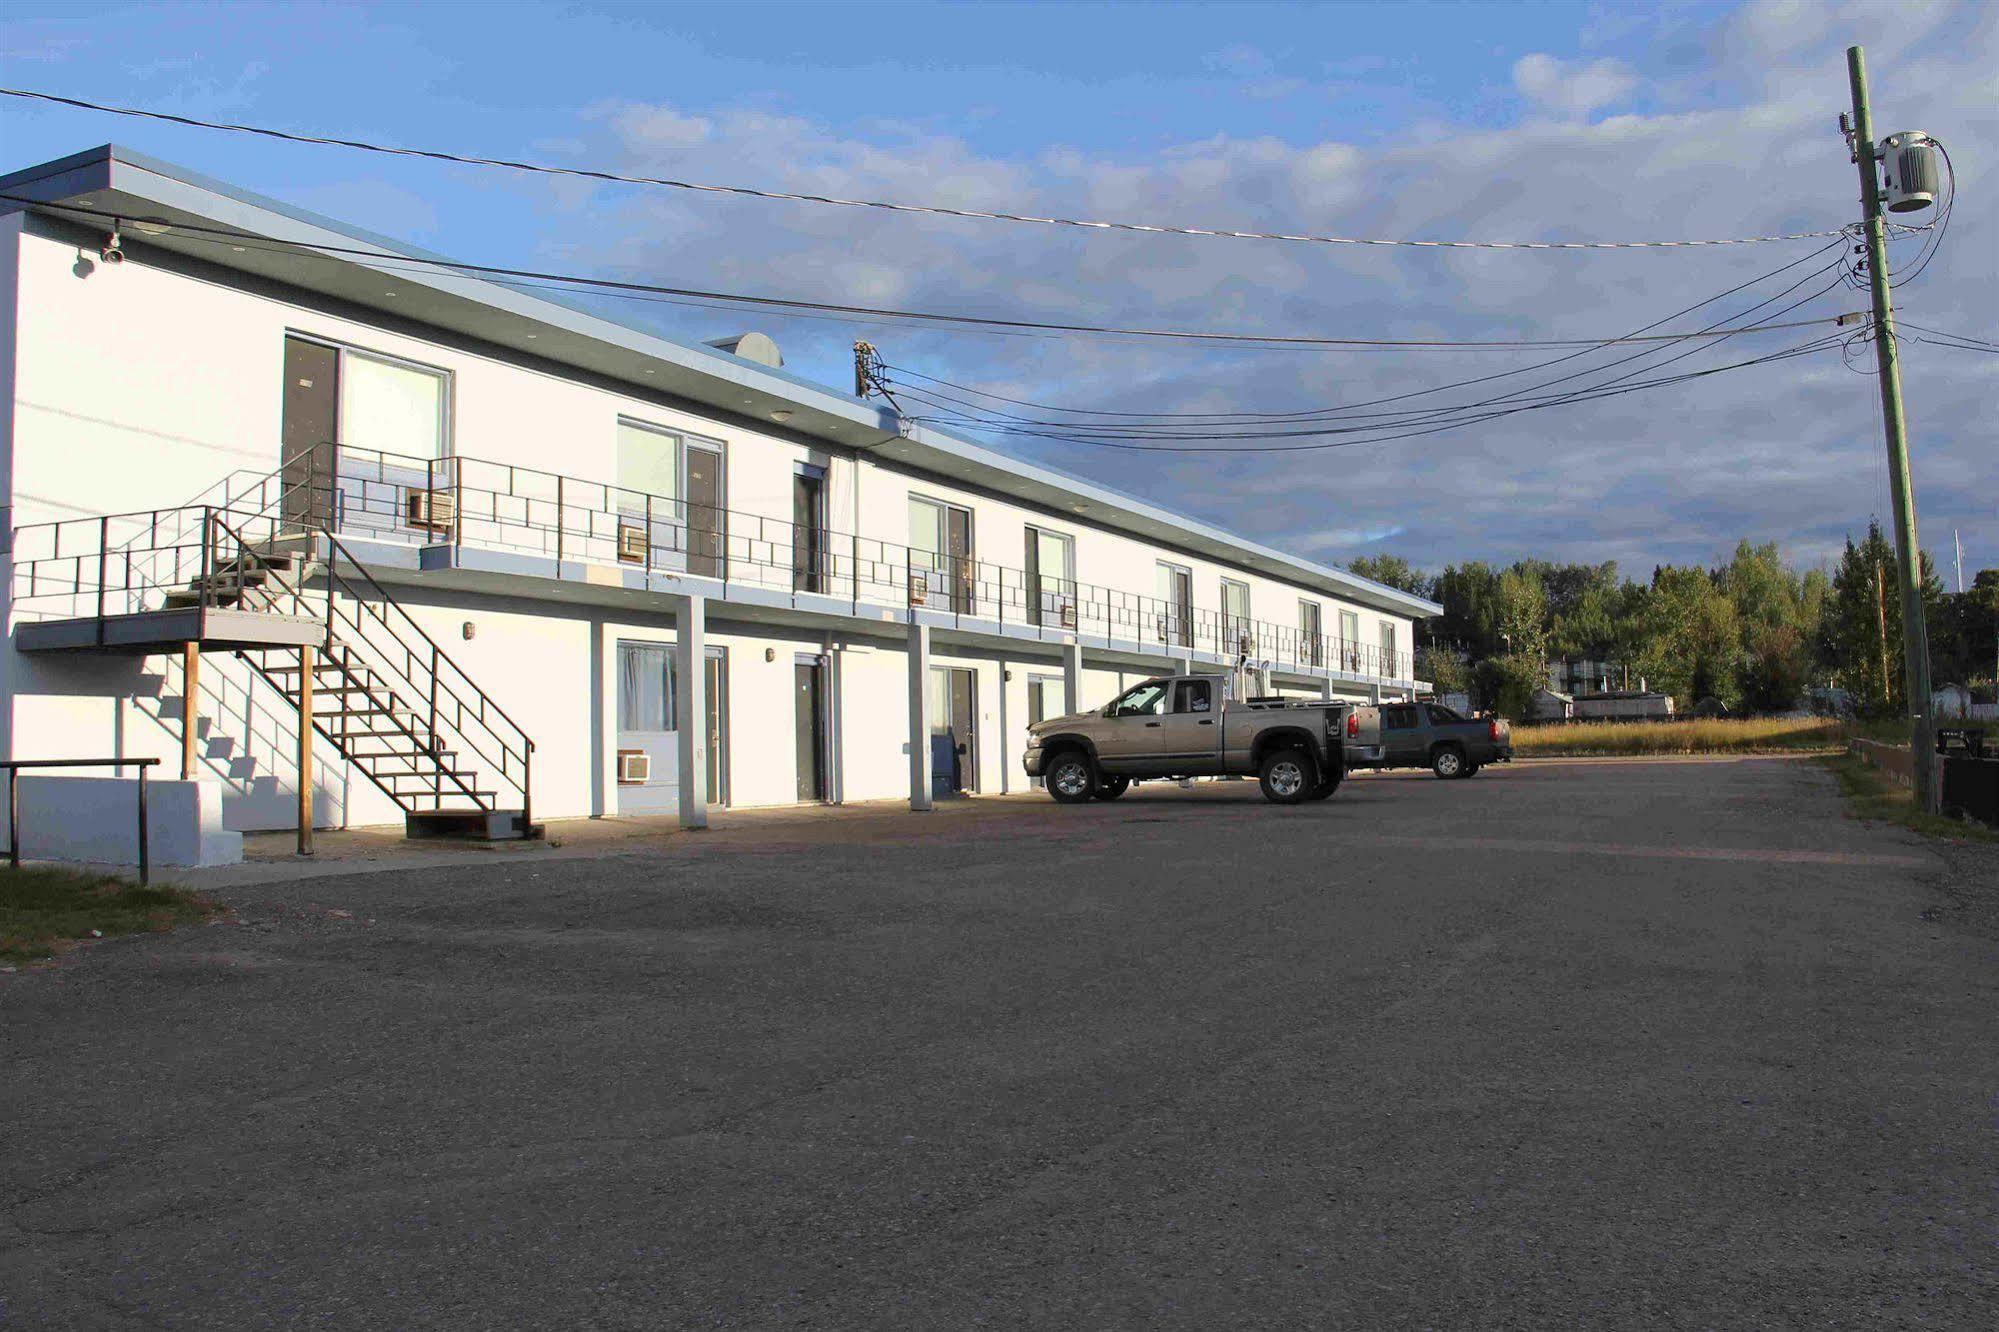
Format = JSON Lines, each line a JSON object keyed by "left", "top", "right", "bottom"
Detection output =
{"left": 1511, "top": 716, "right": 1905, "bottom": 757}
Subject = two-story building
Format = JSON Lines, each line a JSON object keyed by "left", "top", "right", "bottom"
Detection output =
{"left": 0, "top": 145, "right": 1437, "bottom": 853}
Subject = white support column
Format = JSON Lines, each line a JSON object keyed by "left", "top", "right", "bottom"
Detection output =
{"left": 1367, "top": 682, "right": 1383, "bottom": 705}
{"left": 1174, "top": 656, "right": 1192, "bottom": 676}
{"left": 676, "top": 595, "right": 709, "bottom": 830}
{"left": 1320, "top": 674, "right": 1335, "bottom": 701}
{"left": 907, "top": 619, "right": 933, "bottom": 811}
{"left": 1063, "top": 639, "right": 1084, "bottom": 715}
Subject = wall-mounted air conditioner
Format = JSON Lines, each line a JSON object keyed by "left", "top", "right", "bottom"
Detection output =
{"left": 908, "top": 572, "right": 930, "bottom": 606}
{"left": 617, "top": 749, "right": 650, "bottom": 784}
{"left": 617, "top": 523, "right": 647, "bottom": 564}
{"left": 1059, "top": 602, "right": 1078, "bottom": 630}
{"left": 406, "top": 489, "right": 455, "bottom": 533}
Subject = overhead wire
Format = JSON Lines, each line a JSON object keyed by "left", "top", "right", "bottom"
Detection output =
{"left": 0, "top": 85, "right": 1862, "bottom": 252}
{"left": 0, "top": 191, "right": 1867, "bottom": 354}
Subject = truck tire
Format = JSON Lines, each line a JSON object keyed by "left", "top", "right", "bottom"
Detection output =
{"left": 1094, "top": 775, "right": 1131, "bottom": 800}
{"left": 1045, "top": 751, "right": 1097, "bottom": 804}
{"left": 1259, "top": 749, "right": 1314, "bottom": 804}
{"left": 1431, "top": 744, "right": 1466, "bottom": 780}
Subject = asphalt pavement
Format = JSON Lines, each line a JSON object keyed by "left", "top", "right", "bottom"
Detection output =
{"left": 5, "top": 758, "right": 1998, "bottom": 1329}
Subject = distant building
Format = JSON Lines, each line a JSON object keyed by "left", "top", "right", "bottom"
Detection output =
{"left": 1548, "top": 657, "right": 1642, "bottom": 696}
{"left": 1530, "top": 688, "right": 1575, "bottom": 722}
{"left": 1573, "top": 690, "right": 1675, "bottom": 720}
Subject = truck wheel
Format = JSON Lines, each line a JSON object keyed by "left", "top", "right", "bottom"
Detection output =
{"left": 1094, "top": 775, "right": 1131, "bottom": 800}
{"left": 1432, "top": 745, "right": 1466, "bottom": 779}
{"left": 1259, "top": 749, "right": 1314, "bottom": 804}
{"left": 1045, "top": 752, "right": 1097, "bottom": 804}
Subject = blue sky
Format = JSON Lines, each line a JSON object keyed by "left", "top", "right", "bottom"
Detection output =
{"left": 2, "top": 0, "right": 1994, "bottom": 578}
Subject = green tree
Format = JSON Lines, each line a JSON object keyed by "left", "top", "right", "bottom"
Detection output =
{"left": 1347, "top": 555, "right": 1432, "bottom": 600}
{"left": 1826, "top": 523, "right": 1946, "bottom": 714}
{"left": 1633, "top": 565, "right": 1740, "bottom": 708}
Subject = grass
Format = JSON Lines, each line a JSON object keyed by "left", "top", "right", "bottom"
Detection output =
{"left": 1819, "top": 752, "right": 1999, "bottom": 845}
{"left": 1511, "top": 716, "right": 1910, "bottom": 757}
{"left": 0, "top": 866, "right": 221, "bottom": 966}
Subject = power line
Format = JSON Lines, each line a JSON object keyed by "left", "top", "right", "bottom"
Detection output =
{"left": 2, "top": 192, "right": 1866, "bottom": 353}
{"left": 0, "top": 84, "right": 1861, "bottom": 252}
{"left": 877, "top": 247, "right": 1855, "bottom": 435}
{"left": 894, "top": 332, "right": 1847, "bottom": 453}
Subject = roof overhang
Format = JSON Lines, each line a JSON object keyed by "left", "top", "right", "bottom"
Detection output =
{"left": 0, "top": 144, "right": 1441, "bottom": 619}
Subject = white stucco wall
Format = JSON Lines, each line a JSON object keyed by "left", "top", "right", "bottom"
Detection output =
{"left": 3, "top": 217, "right": 1423, "bottom": 830}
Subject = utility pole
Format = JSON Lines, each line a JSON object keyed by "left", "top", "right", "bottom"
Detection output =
{"left": 1874, "top": 560, "right": 1891, "bottom": 709}
{"left": 1954, "top": 528, "right": 1964, "bottom": 594}
{"left": 1846, "top": 45, "right": 1936, "bottom": 810}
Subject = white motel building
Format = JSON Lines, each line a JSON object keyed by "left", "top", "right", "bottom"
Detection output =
{"left": 0, "top": 145, "right": 1437, "bottom": 861}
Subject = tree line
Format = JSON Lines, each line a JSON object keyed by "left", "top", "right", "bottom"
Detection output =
{"left": 1349, "top": 526, "right": 1999, "bottom": 719}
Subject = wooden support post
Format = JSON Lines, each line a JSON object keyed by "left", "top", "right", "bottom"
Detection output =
{"left": 296, "top": 644, "right": 315, "bottom": 856}
{"left": 180, "top": 643, "right": 200, "bottom": 782}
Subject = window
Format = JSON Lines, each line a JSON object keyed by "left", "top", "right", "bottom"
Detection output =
{"left": 1221, "top": 579, "right": 1251, "bottom": 652}
{"left": 1428, "top": 705, "right": 1463, "bottom": 723}
{"left": 1382, "top": 705, "right": 1420, "bottom": 730}
{"left": 1380, "top": 621, "right": 1399, "bottom": 674}
{"left": 617, "top": 642, "right": 676, "bottom": 733}
{"left": 1026, "top": 526, "right": 1075, "bottom": 626}
{"left": 340, "top": 348, "right": 448, "bottom": 461}
{"left": 1027, "top": 676, "right": 1064, "bottom": 725}
{"left": 908, "top": 496, "right": 972, "bottom": 611}
{"left": 1108, "top": 680, "right": 1171, "bottom": 718}
{"left": 1299, "top": 600, "right": 1323, "bottom": 666}
{"left": 1174, "top": 679, "right": 1213, "bottom": 714}
{"left": 616, "top": 419, "right": 680, "bottom": 501}
{"left": 1338, "top": 609, "right": 1360, "bottom": 669}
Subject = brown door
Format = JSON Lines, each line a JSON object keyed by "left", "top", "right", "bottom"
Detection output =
{"left": 686, "top": 443, "right": 725, "bottom": 579}
{"left": 792, "top": 469, "right": 825, "bottom": 593}
{"left": 281, "top": 336, "right": 339, "bottom": 531}
{"left": 795, "top": 658, "right": 827, "bottom": 801}
{"left": 945, "top": 506, "right": 973, "bottom": 613}
{"left": 951, "top": 668, "right": 983, "bottom": 784}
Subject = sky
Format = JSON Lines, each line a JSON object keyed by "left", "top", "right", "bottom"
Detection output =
{"left": 1, "top": 0, "right": 1994, "bottom": 582}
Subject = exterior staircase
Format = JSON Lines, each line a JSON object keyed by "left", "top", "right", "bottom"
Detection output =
{"left": 188, "top": 522, "right": 538, "bottom": 841}
{"left": 13, "top": 493, "right": 537, "bottom": 841}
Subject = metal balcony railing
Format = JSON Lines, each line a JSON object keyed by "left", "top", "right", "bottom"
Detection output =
{"left": 10, "top": 441, "right": 1417, "bottom": 684}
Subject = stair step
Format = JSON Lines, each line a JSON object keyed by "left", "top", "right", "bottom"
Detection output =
{"left": 405, "top": 809, "right": 537, "bottom": 842}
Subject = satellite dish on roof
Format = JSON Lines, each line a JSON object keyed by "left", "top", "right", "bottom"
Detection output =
{"left": 704, "top": 331, "right": 784, "bottom": 368}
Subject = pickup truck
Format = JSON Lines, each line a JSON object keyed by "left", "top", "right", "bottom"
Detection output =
{"left": 1346, "top": 701, "right": 1512, "bottom": 779}
{"left": 1023, "top": 672, "right": 1348, "bottom": 805}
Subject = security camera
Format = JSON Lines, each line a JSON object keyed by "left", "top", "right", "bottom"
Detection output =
{"left": 99, "top": 230, "right": 125, "bottom": 264}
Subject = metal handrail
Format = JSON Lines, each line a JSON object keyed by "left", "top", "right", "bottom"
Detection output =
{"left": 3, "top": 757, "right": 160, "bottom": 885}
{"left": 8, "top": 441, "right": 1419, "bottom": 684}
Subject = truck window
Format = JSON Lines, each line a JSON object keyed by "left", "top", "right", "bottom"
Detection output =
{"left": 1174, "top": 679, "right": 1213, "bottom": 714}
{"left": 1427, "top": 705, "right": 1463, "bottom": 723}
{"left": 1108, "top": 681, "right": 1171, "bottom": 718}
{"left": 1382, "top": 705, "right": 1419, "bottom": 730}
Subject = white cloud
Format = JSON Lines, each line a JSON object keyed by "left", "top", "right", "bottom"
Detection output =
{"left": 520, "top": 1, "right": 1996, "bottom": 578}
{"left": 1512, "top": 53, "right": 1637, "bottom": 119}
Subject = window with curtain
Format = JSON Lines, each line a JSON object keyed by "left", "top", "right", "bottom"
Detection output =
{"left": 617, "top": 642, "right": 677, "bottom": 733}
{"left": 617, "top": 420, "right": 680, "bottom": 505}
{"left": 341, "top": 351, "right": 446, "bottom": 460}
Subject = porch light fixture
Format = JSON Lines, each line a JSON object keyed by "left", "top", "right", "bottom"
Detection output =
{"left": 769, "top": 410, "right": 793, "bottom": 423}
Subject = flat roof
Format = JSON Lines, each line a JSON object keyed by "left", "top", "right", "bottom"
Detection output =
{"left": 0, "top": 144, "right": 1441, "bottom": 618}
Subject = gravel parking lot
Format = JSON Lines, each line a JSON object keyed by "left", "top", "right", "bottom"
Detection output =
{"left": 5, "top": 758, "right": 1998, "bottom": 1329}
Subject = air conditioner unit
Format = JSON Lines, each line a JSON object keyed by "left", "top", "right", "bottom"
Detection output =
{"left": 617, "top": 523, "right": 647, "bottom": 564}
{"left": 908, "top": 571, "right": 930, "bottom": 606}
{"left": 1238, "top": 634, "right": 1255, "bottom": 656}
{"left": 1060, "top": 602, "right": 1078, "bottom": 630}
{"left": 1154, "top": 613, "right": 1171, "bottom": 643}
{"left": 406, "top": 489, "right": 455, "bottom": 533}
{"left": 616, "top": 749, "right": 650, "bottom": 784}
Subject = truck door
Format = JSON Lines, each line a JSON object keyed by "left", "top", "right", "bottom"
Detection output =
{"left": 1381, "top": 703, "right": 1425, "bottom": 765}
{"left": 1095, "top": 678, "right": 1172, "bottom": 771}
{"left": 1151, "top": 677, "right": 1223, "bottom": 774}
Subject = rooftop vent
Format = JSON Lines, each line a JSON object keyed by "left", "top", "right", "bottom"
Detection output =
{"left": 704, "top": 331, "right": 783, "bottom": 368}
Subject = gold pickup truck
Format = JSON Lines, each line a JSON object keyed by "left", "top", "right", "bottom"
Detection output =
{"left": 1022, "top": 672, "right": 1350, "bottom": 805}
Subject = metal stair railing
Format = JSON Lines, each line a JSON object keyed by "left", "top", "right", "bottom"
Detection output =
{"left": 200, "top": 508, "right": 532, "bottom": 823}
